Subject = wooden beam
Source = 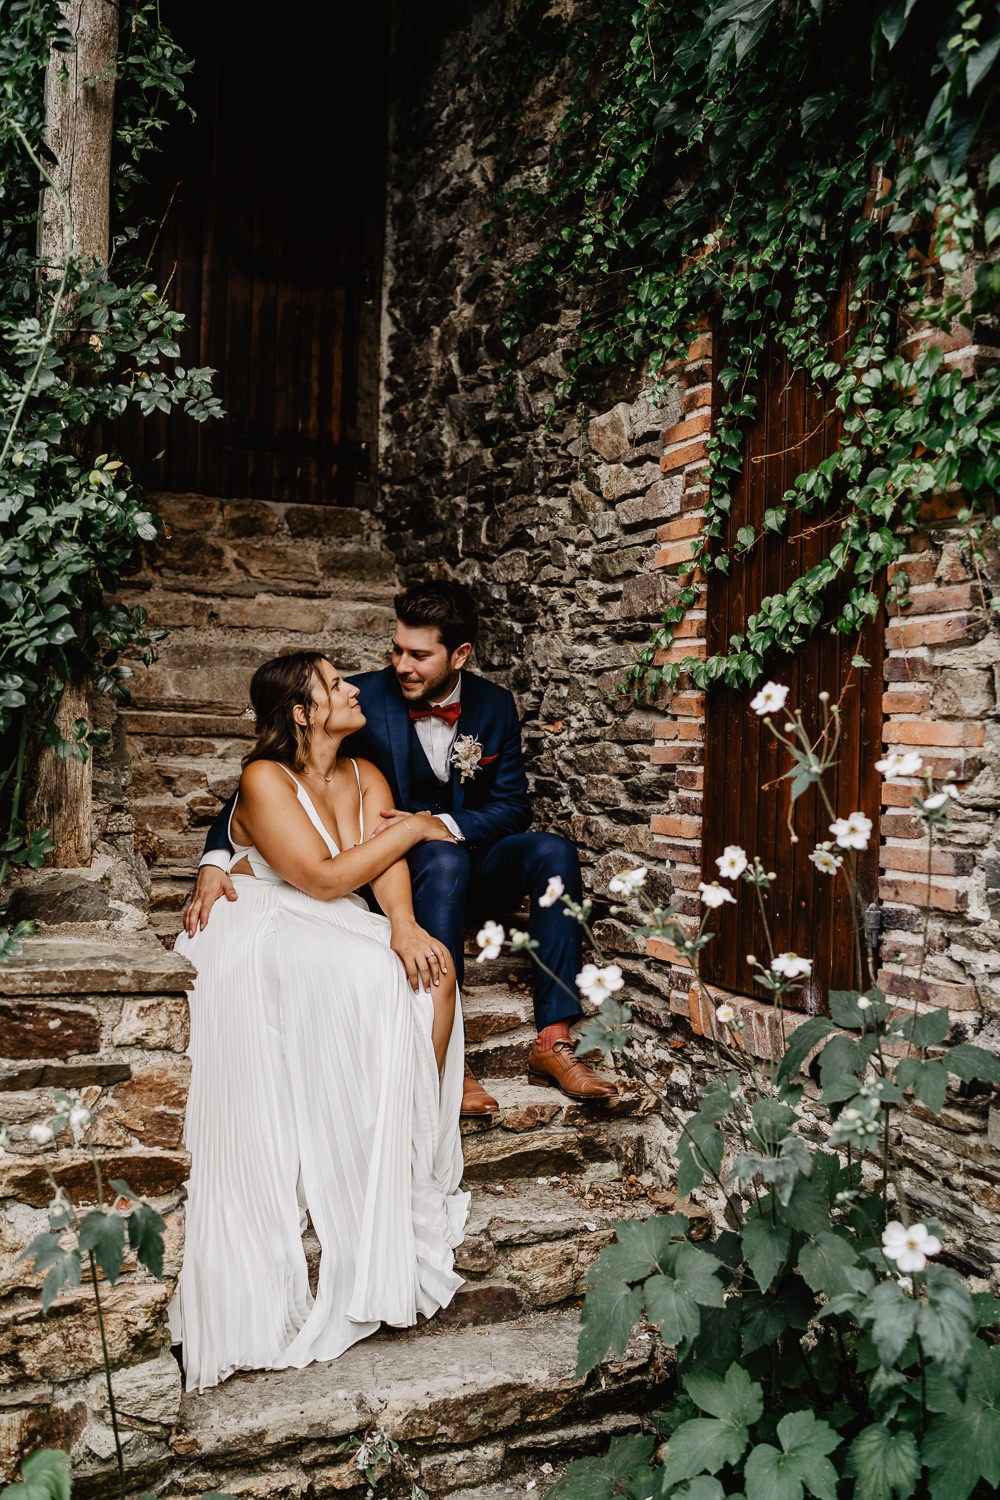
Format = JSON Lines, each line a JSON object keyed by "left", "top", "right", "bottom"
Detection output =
{"left": 28, "top": 0, "right": 119, "bottom": 867}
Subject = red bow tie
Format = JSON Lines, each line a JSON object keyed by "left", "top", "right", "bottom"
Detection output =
{"left": 408, "top": 701, "right": 462, "bottom": 726}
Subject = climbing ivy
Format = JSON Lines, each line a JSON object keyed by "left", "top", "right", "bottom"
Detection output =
{"left": 497, "top": 0, "right": 1000, "bottom": 694}
{"left": 0, "top": 2, "right": 219, "bottom": 954}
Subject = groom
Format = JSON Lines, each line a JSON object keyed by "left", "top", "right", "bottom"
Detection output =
{"left": 188, "top": 579, "right": 616, "bottom": 1115}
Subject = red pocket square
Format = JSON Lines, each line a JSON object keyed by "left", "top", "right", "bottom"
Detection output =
{"left": 480, "top": 753, "right": 499, "bottom": 765}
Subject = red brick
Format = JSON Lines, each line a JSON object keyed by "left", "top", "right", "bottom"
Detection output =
{"left": 660, "top": 440, "right": 708, "bottom": 473}
{"left": 651, "top": 814, "right": 701, "bottom": 839}
{"left": 880, "top": 783, "right": 924, "bottom": 808}
{"left": 687, "top": 333, "right": 712, "bottom": 361}
{"left": 676, "top": 767, "right": 704, "bottom": 790}
{"left": 877, "top": 970, "right": 979, "bottom": 1012}
{"left": 661, "top": 413, "right": 711, "bottom": 448}
{"left": 653, "top": 720, "right": 704, "bottom": 741}
{"left": 889, "top": 556, "right": 937, "bottom": 587}
{"left": 889, "top": 583, "right": 979, "bottom": 616}
{"left": 682, "top": 384, "right": 711, "bottom": 415}
{"left": 882, "top": 686, "right": 933, "bottom": 715}
{"left": 668, "top": 693, "right": 705, "bottom": 717}
{"left": 878, "top": 844, "right": 974, "bottom": 877}
{"left": 886, "top": 613, "right": 985, "bottom": 650}
{"left": 654, "top": 642, "right": 707, "bottom": 664}
{"left": 884, "top": 720, "right": 985, "bottom": 748}
{"left": 877, "top": 877, "right": 967, "bottom": 912}
{"left": 651, "top": 743, "right": 702, "bottom": 765}
{"left": 881, "top": 808, "right": 930, "bottom": 838}
{"left": 646, "top": 935, "right": 686, "bottom": 966}
{"left": 884, "top": 656, "right": 936, "bottom": 683}
{"left": 655, "top": 538, "right": 697, "bottom": 568}
{"left": 657, "top": 513, "right": 704, "bottom": 543}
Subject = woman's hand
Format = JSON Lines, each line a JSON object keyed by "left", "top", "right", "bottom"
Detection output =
{"left": 390, "top": 919, "right": 452, "bottom": 992}
{"left": 368, "top": 809, "right": 457, "bottom": 843}
{"left": 183, "top": 865, "right": 239, "bottom": 936}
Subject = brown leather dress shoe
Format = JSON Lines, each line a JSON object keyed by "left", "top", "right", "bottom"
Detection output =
{"left": 461, "top": 1064, "right": 500, "bottom": 1117}
{"left": 527, "top": 1039, "right": 617, "bottom": 1101}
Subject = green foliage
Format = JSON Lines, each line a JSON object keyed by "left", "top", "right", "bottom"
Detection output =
{"left": 0, "top": 1450, "right": 70, "bottom": 1500}
{"left": 497, "top": 0, "right": 1000, "bottom": 697}
{"left": 544, "top": 701, "right": 998, "bottom": 1500}
{"left": 0, "top": 1, "right": 219, "bottom": 948}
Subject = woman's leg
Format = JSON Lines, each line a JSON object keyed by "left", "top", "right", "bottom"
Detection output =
{"left": 431, "top": 966, "right": 457, "bottom": 1072}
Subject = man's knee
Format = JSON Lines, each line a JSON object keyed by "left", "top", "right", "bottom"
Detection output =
{"left": 409, "top": 841, "right": 472, "bottom": 899}
{"left": 528, "top": 832, "right": 580, "bottom": 884}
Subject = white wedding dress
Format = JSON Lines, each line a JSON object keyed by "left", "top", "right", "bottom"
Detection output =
{"left": 170, "top": 761, "right": 469, "bottom": 1392}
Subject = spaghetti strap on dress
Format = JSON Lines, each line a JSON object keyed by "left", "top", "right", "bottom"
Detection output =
{"left": 169, "top": 759, "right": 468, "bottom": 1392}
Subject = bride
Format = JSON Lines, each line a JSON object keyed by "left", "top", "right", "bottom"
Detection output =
{"left": 170, "top": 650, "right": 469, "bottom": 1392}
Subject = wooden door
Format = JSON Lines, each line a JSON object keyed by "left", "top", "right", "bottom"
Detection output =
{"left": 113, "top": 2, "right": 387, "bottom": 504}
{"left": 700, "top": 319, "right": 883, "bottom": 1011}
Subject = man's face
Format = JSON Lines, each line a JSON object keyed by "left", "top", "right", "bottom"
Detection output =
{"left": 391, "top": 621, "right": 471, "bottom": 703}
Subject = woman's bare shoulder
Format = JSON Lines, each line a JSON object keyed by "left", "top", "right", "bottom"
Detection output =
{"left": 354, "top": 756, "right": 389, "bottom": 789}
{"left": 240, "top": 759, "right": 298, "bottom": 795}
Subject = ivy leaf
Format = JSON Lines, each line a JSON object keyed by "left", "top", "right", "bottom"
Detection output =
{"left": 966, "top": 32, "right": 1000, "bottom": 95}
{"left": 1, "top": 1448, "right": 71, "bottom": 1500}
{"left": 843, "top": 1423, "right": 920, "bottom": 1500}
{"left": 78, "top": 1210, "right": 125, "bottom": 1285}
{"left": 744, "top": 1410, "right": 840, "bottom": 1500}
{"left": 742, "top": 1210, "right": 790, "bottom": 1292}
{"left": 544, "top": 1433, "right": 656, "bottom": 1498}
{"left": 576, "top": 1275, "right": 643, "bottom": 1377}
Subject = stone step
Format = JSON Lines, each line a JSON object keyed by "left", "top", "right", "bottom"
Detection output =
{"left": 165, "top": 1306, "right": 664, "bottom": 1497}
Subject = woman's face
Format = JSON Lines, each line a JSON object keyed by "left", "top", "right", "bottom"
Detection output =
{"left": 305, "top": 659, "right": 365, "bottom": 738}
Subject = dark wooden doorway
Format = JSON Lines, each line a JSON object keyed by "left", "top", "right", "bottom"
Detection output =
{"left": 113, "top": 3, "right": 388, "bottom": 505}
{"left": 700, "top": 319, "right": 884, "bottom": 1012}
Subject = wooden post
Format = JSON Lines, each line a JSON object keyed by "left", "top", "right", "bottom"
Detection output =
{"left": 28, "top": 0, "right": 119, "bottom": 867}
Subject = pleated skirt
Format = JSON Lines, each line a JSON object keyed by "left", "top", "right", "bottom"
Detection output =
{"left": 169, "top": 875, "right": 468, "bottom": 1392}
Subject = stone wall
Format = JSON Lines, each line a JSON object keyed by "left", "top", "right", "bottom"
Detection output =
{"left": 0, "top": 934, "right": 192, "bottom": 1488}
{"left": 380, "top": 0, "right": 1000, "bottom": 1275}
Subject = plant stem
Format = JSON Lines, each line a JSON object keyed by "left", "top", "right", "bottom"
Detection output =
{"left": 89, "top": 1248, "right": 126, "bottom": 1500}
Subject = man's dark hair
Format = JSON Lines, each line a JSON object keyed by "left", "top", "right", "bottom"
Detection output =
{"left": 394, "top": 580, "right": 478, "bottom": 652}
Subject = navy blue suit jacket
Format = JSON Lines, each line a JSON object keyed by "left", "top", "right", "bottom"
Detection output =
{"left": 202, "top": 667, "right": 531, "bottom": 858}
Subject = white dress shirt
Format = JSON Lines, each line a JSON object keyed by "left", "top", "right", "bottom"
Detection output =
{"left": 413, "top": 675, "right": 464, "bottom": 841}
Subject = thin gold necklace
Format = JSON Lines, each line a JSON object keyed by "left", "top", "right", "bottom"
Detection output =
{"left": 303, "top": 763, "right": 336, "bottom": 784}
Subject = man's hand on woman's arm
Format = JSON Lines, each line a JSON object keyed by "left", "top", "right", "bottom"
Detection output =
{"left": 183, "top": 866, "right": 238, "bottom": 937}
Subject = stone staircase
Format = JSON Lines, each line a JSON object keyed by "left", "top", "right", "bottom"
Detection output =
{"left": 100, "top": 492, "right": 678, "bottom": 1494}
{"left": 159, "top": 964, "right": 674, "bottom": 1497}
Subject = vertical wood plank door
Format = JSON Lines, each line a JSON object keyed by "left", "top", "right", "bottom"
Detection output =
{"left": 113, "top": 3, "right": 387, "bottom": 504}
{"left": 700, "top": 317, "right": 884, "bottom": 1012}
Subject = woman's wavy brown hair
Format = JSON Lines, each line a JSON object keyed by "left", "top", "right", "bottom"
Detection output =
{"left": 241, "top": 651, "right": 332, "bottom": 772}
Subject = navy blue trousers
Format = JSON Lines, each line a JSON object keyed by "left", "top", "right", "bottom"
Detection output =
{"left": 405, "top": 833, "right": 584, "bottom": 1030}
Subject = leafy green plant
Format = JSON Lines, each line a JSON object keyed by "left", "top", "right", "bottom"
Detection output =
{"left": 479, "top": 682, "right": 1000, "bottom": 1500}
{"left": 0, "top": 1, "right": 221, "bottom": 955}
{"left": 335, "top": 1424, "right": 430, "bottom": 1499}
{"left": 494, "top": 0, "right": 1000, "bottom": 695}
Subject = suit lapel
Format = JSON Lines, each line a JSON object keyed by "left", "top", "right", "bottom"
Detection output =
{"left": 381, "top": 673, "right": 413, "bottom": 810}
{"left": 450, "top": 673, "right": 483, "bottom": 811}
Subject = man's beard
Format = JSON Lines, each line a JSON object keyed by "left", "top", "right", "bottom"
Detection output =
{"left": 396, "top": 668, "right": 456, "bottom": 705}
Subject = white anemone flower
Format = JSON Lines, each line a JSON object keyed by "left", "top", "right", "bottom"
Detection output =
{"left": 882, "top": 1220, "right": 942, "bottom": 1273}
{"left": 716, "top": 1002, "right": 737, "bottom": 1025}
{"left": 749, "top": 681, "right": 790, "bottom": 716}
{"left": 475, "top": 920, "right": 505, "bottom": 962}
{"left": 830, "top": 811, "right": 873, "bottom": 850}
{"left": 875, "top": 749, "right": 924, "bottom": 780}
{"left": 609, "top": 866, "right": 648, "bottom": 897}
{"left": 576, "top": 963, "right": 625, "bottom": 1006}
{"left": 28, "top": 1123, "right": 54, "bottom": 1146}
{"left": 771, "top": 952, "right": 813, "bottom": 980}
{"left": 856, "top": 996, "right": 872, "bottom": 1011}
{"left": 923, "top": 785, "right": 960, "bottom": 812}
{"left": 538, "top": 875, "right": 565, "bottom": 908}
{"left": 809, "top": 844, "right": 843, "bottom": 875}
{"left": 698, "top": 881, "right": 736, "bottom": 909}
{"left": 68, "top": 1103, "right": 93, "bottom": 1134}
{"left": 715, "top": 845, "right": 748, "bottom": 880}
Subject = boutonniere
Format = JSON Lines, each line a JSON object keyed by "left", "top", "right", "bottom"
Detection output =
{"left": 451, "top": 734, "right": 484, "bottom": 782}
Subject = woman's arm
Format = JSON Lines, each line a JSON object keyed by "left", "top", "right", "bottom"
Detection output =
{"left": 362, "top": 762, "right": 453, "bottom": 992}
{"left": 235, "top": 760, "right": 449, "bottom": 902}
